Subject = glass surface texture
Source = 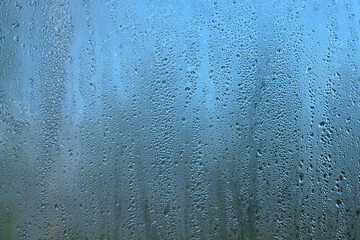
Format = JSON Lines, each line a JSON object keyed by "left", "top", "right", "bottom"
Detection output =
{"left": 1, "top": 0, "right": 360, "bottom": 239}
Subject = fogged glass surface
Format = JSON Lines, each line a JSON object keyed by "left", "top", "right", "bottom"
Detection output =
{"left": 1, "top": 0, "right": 360, "bottom": 239}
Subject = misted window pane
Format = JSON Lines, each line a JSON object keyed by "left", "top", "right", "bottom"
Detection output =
{"left": 1, "top": 1, "right": 359, "bottom": 239}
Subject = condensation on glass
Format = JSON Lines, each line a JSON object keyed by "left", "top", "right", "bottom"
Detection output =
{"left": 1, "top": 0, "right": 359, "bottom": 239}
